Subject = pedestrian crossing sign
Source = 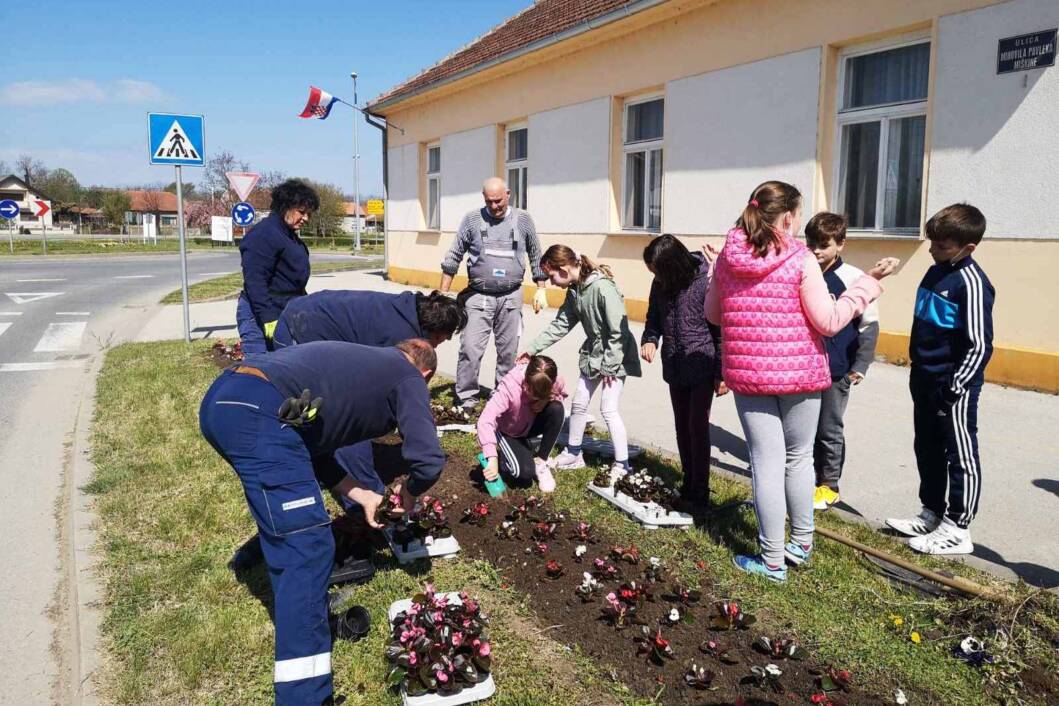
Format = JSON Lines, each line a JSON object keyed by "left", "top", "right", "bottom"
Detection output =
{"left": 148, "top": 113, "right": 205, "bottom": 166}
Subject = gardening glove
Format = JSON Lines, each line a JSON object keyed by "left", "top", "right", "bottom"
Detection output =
{"left": 278, "top": 389, "right": 323, "bottom": 428}
{"left": 263, "top": 320, "right": 278, "bottom": 340}
{"left": 533, "top": 288, "right": 548, "bottom": 314}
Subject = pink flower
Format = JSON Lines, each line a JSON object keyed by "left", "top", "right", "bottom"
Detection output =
{"left": 478, "top": 642, "right": 491, "bottom": 657}
{"left": 594, "top": 558, "right": 605, "bottom": 569}
{"left": 433, "top": 611, "right": 444, "bottom": 623}
{"left": 451, "top": 632, "right": 464, "bottom": 647}
{"left": 436, "top": 669, "right": 449, "bottom": 683}
{"left": 408, "top": 651, "right": 418, "bottom": 666}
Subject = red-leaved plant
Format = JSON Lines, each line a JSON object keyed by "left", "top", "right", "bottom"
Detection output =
{"left": 635, "top": 626, "right": 675, "bottom": 665}
{"left": 543, "top": 559, "right": 564, "bottom": 580}
{"left": 460, "top": 502, "right": 490, "bottom": 527}
{"left": 709, "top": 600, "right": 757, "bottom": 631}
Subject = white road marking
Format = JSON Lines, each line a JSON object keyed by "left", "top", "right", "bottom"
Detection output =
{"left": 0, "top": 361, "right": 84, "bottom": 372}
{"left": 5, "top": 292, "right": 65, "bottom": 304}
{"left": 199, "top": 271, "right": 236, "bottom": 276}
{"left": 34, "top": 322, "right": 87, "bottom": 352}
{"left": 114, "top": 275, "right": 154, "bottom": 279}
{"left": 55, "top": 312, "right": 90, "bottom": 316}
{"left": 16, "top": 278, "right": 66, "bottom": 282}
{"left": 0, "top": 312, "right": 23, "bottom": 316}
{"left": 0, "top": 322, "right": 11, "bottom": 338}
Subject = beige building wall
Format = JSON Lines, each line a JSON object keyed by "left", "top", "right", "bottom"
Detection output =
{"left": 377, "top": 0, "right": 1059, "bottom": 391}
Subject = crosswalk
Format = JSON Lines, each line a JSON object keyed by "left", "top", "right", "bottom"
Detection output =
{"left": 0, "top": 291, "right": 89, "bottom": 371}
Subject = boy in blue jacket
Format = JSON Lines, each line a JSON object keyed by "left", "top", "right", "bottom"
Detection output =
{"left": 886, "top": 204, "right": 994, "bottom": 555}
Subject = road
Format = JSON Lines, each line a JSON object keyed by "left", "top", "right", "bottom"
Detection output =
{"left": 0, "top": 250, "right": 356, "bottom": 705}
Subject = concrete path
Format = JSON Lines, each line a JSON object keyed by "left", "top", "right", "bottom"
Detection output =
{"left": 137, "top": 269, "right": 1059, "bottom": 590}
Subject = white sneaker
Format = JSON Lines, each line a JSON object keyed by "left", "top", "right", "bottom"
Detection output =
{"left": 885, "top": 508, "right": 941, "bottom": 537}
{"left": 535, "top": 460, "right": 556, "bottom": 493}
{"left": 908, "top": 517, "right": 973, "bottom": 555}
{"left": 551, "top": 449, "right": 585, "bottom": 470}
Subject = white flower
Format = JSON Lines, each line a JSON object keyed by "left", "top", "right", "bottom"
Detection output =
{"left": 764, "top": 664, "right": 782, "bottom": 677}
{"left": 649, "top": 557, "right": 661, "bottom": 567}
{"left": 960, "top": 636, "right": 983, "bottom": 654}
{"left": 501, "top": 521, "right": 513, "bottom": 529}
{"left": 668, "top": 608, "right": 680, "bottom": 622}
{"left": 894, "top": 688, "right": 908, "bottom": 705}
{"left": 575, "top": 544, "right": 587, "bottom": 557}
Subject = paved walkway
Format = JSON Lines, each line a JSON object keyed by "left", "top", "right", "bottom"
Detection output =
{"left": 138, "top": 269, "right": 1059, "bottom": 589}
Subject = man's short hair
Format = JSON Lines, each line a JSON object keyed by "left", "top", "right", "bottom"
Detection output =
{"left": 396, "top": 338, "right": 437, "bottom": 374}
{"left": 415, "top": 290, "right": 467, "bottom": 337}
{"left": 805, "top": 212, "right": 848, "bottom": 247}
{"left": 925, "top": 203, "right": 986, "bottom": 247}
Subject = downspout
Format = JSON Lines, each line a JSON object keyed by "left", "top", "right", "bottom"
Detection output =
{"left": 364, "top": 111, "right": 390, "bottom": 277}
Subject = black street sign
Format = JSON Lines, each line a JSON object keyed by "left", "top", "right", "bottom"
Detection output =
{"left": 997, "top": 29, "right": 1056, "bottom": 74}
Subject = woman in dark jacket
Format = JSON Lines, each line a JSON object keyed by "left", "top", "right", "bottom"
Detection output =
{"left": 640, "top": 234, "right": 727, "bottom": 512}
{"left": 237, "top": 179, "right": 319, "bottom": 354}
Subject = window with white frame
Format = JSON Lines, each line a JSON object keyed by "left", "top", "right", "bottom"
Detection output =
{"left": 836, "top": 40, "right": 929, "bottom": 232}
{"left": 622, "top": 96, "right": 664, "bottom": 231}
{"left": 505, "top": 126, "right": 528, "bottom": 209}
{"left": 426, "top": 143, "right": 441, "bottom": 230}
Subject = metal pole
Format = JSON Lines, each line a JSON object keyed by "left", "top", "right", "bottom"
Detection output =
{"left": 42, "top": 214, "right": 47, "bottom": 254}
{"left": 351, "top": 72, "right": 361, "bottom": 252}
{"left": 7, "top": 219, "right": 12, "bottom": 254}
{"left": 175, "top": 165, "right": 191, "bottom": 343}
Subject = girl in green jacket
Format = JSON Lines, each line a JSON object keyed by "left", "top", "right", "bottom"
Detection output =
{"left": 521, "top": 244, "right": 641, "bottom": 476}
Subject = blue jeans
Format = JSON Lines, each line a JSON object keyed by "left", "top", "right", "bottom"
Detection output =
{"left": 200, "top": 370, "right": 334, "bottom": 705}
{"left": 236, "top": 293, "right": 269, "bottom": 356}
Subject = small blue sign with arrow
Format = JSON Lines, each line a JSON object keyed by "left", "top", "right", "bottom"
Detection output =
{"left": 231, "top": 201, "right": 255, "bottom": 227}
{"left": 0, "top": 199, "right": 19, "bottom": 220}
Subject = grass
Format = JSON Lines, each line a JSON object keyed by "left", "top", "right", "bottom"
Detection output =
{"left": 159, "top": 259, "right": 382, "bottom": 304}
{"left": 88, "top": 341, "right": 1058, "bottom": 705}
{"left": 0, "top": 236, "right": 381, "bottom": 258}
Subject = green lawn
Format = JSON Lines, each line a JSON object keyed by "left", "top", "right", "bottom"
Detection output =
{"left": 0, "top": 238, "right": 218, "bottom": 256}
{"left": 159, "top": 259, "right": 382, "bottom": 304}
{"left": 88, "top": 341, "right": 1058, "bottom": 705}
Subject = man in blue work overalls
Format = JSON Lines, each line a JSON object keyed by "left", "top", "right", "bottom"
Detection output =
{"left": 200, "top": 339, "right": 443, "bottom": 705}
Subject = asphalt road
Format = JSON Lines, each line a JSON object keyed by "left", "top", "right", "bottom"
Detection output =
{"left": 0, "top": 250, "right": 356, "bottom": 705}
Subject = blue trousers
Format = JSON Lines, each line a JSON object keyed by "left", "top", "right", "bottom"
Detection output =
{"left": 237, "top": 293, "right": 269, "bottom": 356}
{"left": 200, "top": 370, "right": 334, "bottom": 705}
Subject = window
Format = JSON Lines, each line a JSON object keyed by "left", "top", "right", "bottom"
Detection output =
{"left": 426, "top": 143, "right": 440, "bottom": 230}
{"left": 505, "top": 126, "right": 528, "bottom": 209}
{"left": 622, "top": 97, "right": 663, "bottom": 231}
{"left": 836, "top": 40, "right": 929, "bottom": 232}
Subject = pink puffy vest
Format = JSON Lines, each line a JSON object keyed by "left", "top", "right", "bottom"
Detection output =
{"left": 713, "top": 227, "right": 831, "bottom": 396}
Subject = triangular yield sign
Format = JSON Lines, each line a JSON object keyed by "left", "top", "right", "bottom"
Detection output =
{"left": 6, "top": 292, "right": 65, "bottom": 304}
{"left": 226, "top": 172, "right": 261, "bottom": 202}
{"left": 154, "top": 120, "right": 200, "bottom": 161}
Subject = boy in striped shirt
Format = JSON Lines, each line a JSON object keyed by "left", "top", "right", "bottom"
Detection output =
{"left": 886, "top": 204, "right": 994, "bottom": 555}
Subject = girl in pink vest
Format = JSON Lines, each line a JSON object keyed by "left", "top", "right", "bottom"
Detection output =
{"left": 705, "top": 181, "right": 899, "bottom": 582}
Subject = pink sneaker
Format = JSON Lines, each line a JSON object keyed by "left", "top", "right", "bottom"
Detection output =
{"left": 535, "top": 460, "right": 556, "bottom": 493}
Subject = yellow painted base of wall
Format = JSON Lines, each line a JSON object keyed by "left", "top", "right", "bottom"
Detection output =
{"left": 389, "top": 265, "right": 1059, "bottom": 394}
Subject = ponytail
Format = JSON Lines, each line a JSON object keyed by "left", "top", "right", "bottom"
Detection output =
{"left": 524, "top": 354, "right": 558, "bottom": 401}
{"left": 736, "top": 180, "right": 802, "bottom": 258}
{"left": 541, "top": 244, "right": 614, "bottom": 283}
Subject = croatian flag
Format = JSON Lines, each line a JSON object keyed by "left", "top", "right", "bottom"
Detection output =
{"left": 299, "top": 86, "right": 338, "bottom": 119}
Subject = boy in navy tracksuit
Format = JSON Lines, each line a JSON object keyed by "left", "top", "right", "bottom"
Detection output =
{"left": 886, "top": 204, "right": 994, "bottom": 555}
{"left": 805, "top": 213, "right": 879, "bottom": 510}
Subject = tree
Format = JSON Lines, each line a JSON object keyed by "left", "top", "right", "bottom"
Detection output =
{"left": 164, "top": 181, "right": 197, "bottom": 198}
{"left": 200, "top": 150, "right": 248, "bottom": 212}
{"left": 16, "top": 154, "right": 47, "bottom": 185}
{"left": 101, "top": 191, "right": 132, "bottom": 231}
{"left": 0, "top": 160, "right": 10, "bottom": 177}
{"left": 38, "top": 168, "right": 81, "bottom": 205}
{"left": 304, "top": 181, "right": 346, "bottom": 239}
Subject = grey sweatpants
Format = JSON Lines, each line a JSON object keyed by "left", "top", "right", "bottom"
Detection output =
{"left": 456, "top": 289, "right": 523, "bottom": 404}
{"left": 814, "top": 376, "right": 852, "bottom": 490}
{"left": 734, "top": 392, "right": 821, "bottom": 567}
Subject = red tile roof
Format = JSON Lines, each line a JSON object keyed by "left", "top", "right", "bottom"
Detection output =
{"left": 344, "top": 202, "right": 367, "bottom": 217}
{"left": 126, "top": 190, "right": 179, "bottom": 213}
{"left": 369, "top": 0, "right": 635, "bottom": 109}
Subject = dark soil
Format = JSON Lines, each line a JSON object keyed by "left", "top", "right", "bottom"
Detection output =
{"left": 366, "top": 439, "right": 881, "bottom": 706}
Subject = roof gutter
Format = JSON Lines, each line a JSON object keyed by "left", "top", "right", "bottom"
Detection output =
{"left": 368, "top": 0, "right": 670, "bottom": 112}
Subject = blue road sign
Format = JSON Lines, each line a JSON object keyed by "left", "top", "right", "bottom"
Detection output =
{"left": 231, "top": 202, "right": 255, "bottom": 226}
{"left": 148, "top": 113, "right": 205, "bottom": 166}
{"left": 0, "top": 199, "right": 18, "bottom": 220}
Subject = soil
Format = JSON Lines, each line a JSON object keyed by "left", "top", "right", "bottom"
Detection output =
{"left": 366, "top": 439, "right": 881, "bottom": 706}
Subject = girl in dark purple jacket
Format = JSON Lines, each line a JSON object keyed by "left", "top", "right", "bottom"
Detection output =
{"left": 640, "top": 235, "right": 727, "bottom": 512}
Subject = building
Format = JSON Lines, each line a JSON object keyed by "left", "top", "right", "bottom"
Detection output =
{"left": 368, "top": 0, "right": 1059, "bottom": 392}
{"left": 0, "top": 174, "right": 55, "bottom": 231}
{"left": 342, "top": 202, "right": 372, "bottom": 233}
{"left": 125, "top": 190, "right": 179, "bottom": 229}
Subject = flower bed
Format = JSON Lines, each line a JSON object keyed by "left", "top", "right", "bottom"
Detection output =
{"left": 587, "top": 469, "right": 693, "bottom": 529}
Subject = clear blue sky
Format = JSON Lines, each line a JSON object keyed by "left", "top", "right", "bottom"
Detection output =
{"left": 0, "top": 0, "right": 530, "bottom": 196}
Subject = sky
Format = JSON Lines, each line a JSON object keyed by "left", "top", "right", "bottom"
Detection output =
{"left": 0, "top": 0, "right": 531, "bottom": 196}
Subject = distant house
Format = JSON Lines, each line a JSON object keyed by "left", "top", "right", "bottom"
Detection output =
{"left": 342, "top": 202, "right": 380, "bottom": 233}
{"left": 125, "top": 190, "right": 179, "bottom": 228}
{"left": 0, "top": 174, "right": 54, "bottom": 230}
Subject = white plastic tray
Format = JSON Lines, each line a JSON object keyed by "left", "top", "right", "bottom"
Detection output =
{"left": 587, "top": 482, "right": 694, "bottom": 529}
{"left": 436, "top": 423, "right": 476, "bottom": 436}
{"left": 388, "top": 593, "right": 497, "bottom": 706}
{"left": 385, "top": 527, "right": 461, "bottom": 565}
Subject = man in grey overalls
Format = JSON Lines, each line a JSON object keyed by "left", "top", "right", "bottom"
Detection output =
{"left": 440, "top": 177, "right": 548, "bottom": 412}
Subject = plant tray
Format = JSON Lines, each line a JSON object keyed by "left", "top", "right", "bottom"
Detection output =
{"left": 385, "top": 527, "right": 461, "bottom": 565}
{"left": 388, "top": 593, "right": 497, "bottom": 706}
{"left": 587, "top": 482, "right": 693, "bottom": 529}
{"left": 436, "top": 423, "right": 476, "bottom": 435}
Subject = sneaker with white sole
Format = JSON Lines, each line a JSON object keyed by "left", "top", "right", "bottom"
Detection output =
{"left": 783, "top": 540, "right": 813, "bottom": 567}
{"left": 535, "top": 460, "right": 556, "bottom": 493}
{"left": 885, "top": 508, "right": 941, "bottom": 537}
{"left": 908, "top": 517, "right": 973, "bottom": 555}
{"left": 551, "top": 449, "right": 585, "bottom": 470}
{"left": 812, "top": 485, "right": 840, "bottom": 511}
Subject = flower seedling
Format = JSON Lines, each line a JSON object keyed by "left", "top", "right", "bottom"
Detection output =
{"left": 494, "top": 520, "right": 521, "bottom": 540}
{"left": 592, "top": 557, "right": 621, "bottom": 582}
{"left": 591, "top": 467, "right": 613, "bottom": 488}
{"left": 642, "top": 557, "right": 667, "bottom": 584}
{"left": 543, "top": 559, "right": 564, "bottom": 580}
{"left": 953, "top": 636, "right": 994, "bottom": 668}
{"left": 816, "top": 667, "right": 853, "bottom": 693}
{"left": 614, "top": 469, "right": 681, "bottom": 510}
{"left": 569, "top": 521, "right": 596, "bottom": 543}
{"left": 663, "top": 607, "right": 682, "bottom": 625}
{"left": 669, "top": 582, "right": 702, "bottom": 606}
{"left": 745, "top": 664, "right": 784, "bottom": 694}
{"left": 532, "top": 521, "right": 560, "bottom": 541}
{"left": 573, "top": 544, "right": 588, "bottom": 561}
{"left": 635, "top": 626, "right": 675, "bottom": 665}
{"left": 753, "top": 636, "right": 808, "bottom": 661}
{"left": 575, "top": 572, "right": 602, "bottom": 602}
{"left": 460, "top": 502, "right": 491, "bottom": 527}
{"left": 610, "top": 544, "right": 641, "bottom": 564}
{"left": 601, "top": 591, "right": 642, "bottom": 629}
{"left": 700, "top": 639, "right": 740, "bottom": 665}
{"left": 532, "top": 542, "right": 549, "bottom": 557}
{"left": 683, "top": 663, "right": 717, "bottom": 690}
{"left": 388, "top": 494, "right": 452, "bottom": 551}
{"left": 709, "top": 600, "right": 757, "bottom": 631}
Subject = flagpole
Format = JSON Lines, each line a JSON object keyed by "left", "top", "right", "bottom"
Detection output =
{"left": 351, "top": 72, "right": 361, "bottom": 252}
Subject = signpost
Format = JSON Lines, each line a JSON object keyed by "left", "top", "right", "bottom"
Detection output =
{"left": 148, "top": 112, "right": 205, "bottom": 343}
{"left": 231, "top": 202, "right": 255, "bottom": 227}
{"left": 0, "top": 198, "right": 18, "bottom": 253}
{"left": 30, "top": 200, "right": 51, "bottom": 254}
{"left": 365, "top": 199, "right": 384, "bottom": 216}
{"left": 210, "top": 216, "right": 234, "bottom": 244}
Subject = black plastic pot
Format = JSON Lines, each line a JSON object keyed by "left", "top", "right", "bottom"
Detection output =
{"left": 331, "top": 605, "right": 371, "bottom": 641}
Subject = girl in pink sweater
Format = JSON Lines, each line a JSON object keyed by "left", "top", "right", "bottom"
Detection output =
{"left": 705, "top": 180, "right": 898, "bottom": 582}
{"left": 476, "top": 355, "right": 567, "bottom": 493}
